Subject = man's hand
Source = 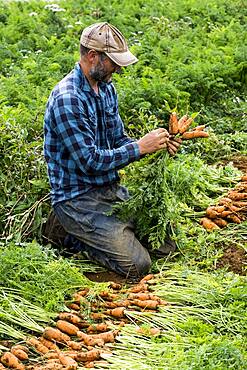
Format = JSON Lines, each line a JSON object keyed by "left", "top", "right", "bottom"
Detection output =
{"left": 137, "top": 128, "right": 169, "bottom": 155}
{"left": 167, "top": 137, "right": 182, "bottom": 156}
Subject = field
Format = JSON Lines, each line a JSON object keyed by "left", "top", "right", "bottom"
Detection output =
{"left": 0, "top": 0, "right": 246, "bottom": 369}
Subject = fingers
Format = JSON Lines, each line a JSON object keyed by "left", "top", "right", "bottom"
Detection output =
{"left": 154, "top": 128, "right": 170, "bottom": 138}
{"left": 167, "top": 137, "right": 182, "bottom": 156}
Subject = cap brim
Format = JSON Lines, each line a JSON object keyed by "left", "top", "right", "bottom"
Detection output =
{"left": 105, "top": 49, "right": 138, "bottom": 67}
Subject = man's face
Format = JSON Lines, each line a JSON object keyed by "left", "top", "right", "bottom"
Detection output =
{"left": 89, "top": 53, "right": 121, "bottom": 83}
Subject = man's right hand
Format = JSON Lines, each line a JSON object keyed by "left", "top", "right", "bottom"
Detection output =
{"left": 137, "top": 128, "right": 170, "bottom": 155}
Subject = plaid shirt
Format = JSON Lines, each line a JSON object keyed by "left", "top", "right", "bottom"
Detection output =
{"left": 44, "top": 63, "right": 140, "bottom": 205}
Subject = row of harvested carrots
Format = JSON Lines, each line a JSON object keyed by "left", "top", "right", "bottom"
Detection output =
{"left": 201, "top": 174, "right": 247, "bottom": 231}
{"left": 0, "top": 274, "right": 163, "bottom": 370}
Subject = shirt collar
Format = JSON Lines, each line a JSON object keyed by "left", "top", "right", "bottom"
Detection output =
{"left": 75, "top": 62, "right": 107, "bottom": 95}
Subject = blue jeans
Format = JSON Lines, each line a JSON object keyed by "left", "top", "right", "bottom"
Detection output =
{"left": 54, "top": 184, "right": 151, "bottom": 279}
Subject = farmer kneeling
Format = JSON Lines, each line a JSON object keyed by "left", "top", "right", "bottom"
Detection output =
{"left": 43, "top": 22, "right": 180, "bottom": 279}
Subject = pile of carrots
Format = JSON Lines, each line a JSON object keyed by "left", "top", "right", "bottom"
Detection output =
{"left": 201, "top": 174, "right": 247, "bottom": 231}
{"left": 0, "top": 274, "right": 165, "bottom": 369}
{"left": 168, "top": 111, "right": 209, "bottom": 139}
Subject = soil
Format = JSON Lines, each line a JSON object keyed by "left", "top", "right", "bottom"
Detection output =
{"left": 221, "top": 155, "right": 247, "bottom": 173}
{"left": 84, "top": 270, "right": 130, "bottom": 284}
{"left": 216, "top": 246, "right": 246, "bottom": 275}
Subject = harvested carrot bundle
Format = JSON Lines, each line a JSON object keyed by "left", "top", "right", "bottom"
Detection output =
{"left": 26, "top": 338, "right": 50, "bottom": 354}
{"left": 76, "top": 349, "right": 100, "bottom": 362}
{"left": 42, "top": 327, "right": 70, "bottom": 344}
{"left": 58, "top": 353, "right": 78, "bottom": 369}
{"left": 10, "top": 347, "right": 28, "bottom": 361}
{"left": 168, "top": 112, "right": 179, "bottom": 135}
{"left": 56, "top": 320, "right": 79, "bottom": 336}
{"left": 182, "top": 131, "right": 209, "bottom": 139}
{"left": 1, "top": 352, "right": 25, "bottom": 370}
{"left": 200, "top": 217, "right": 220, "bottom": 231}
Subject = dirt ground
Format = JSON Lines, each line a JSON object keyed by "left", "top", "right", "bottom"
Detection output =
{"left": 216, "top": 246, "right": 246, "bottom": 276}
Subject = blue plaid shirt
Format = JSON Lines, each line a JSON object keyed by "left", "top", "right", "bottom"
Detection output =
{"left": 44, "top": 63, "right": 140, "bottom": 205}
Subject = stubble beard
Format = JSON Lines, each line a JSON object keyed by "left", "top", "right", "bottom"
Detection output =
{"left": 89, "top": 62, "right": 112, "bottom": 84}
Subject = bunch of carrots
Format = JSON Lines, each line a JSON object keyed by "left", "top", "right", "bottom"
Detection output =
{"left": 168, "top": 112, "right": 209, "bottom": 139}
{"left": 201, "top": 174, "right": 247, "bottom": 231}
{"left": 0, "top": 275, "right": 165, "bottom": 370}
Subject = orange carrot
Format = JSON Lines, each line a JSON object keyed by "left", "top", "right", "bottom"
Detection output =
{"left": 182, "top": 131, "right": 209, "bottom": 139}
{"left": 84, "top": 362, "right": 95, "bottom": 368}
{"left": 67, "top": 341, "right": 84, "bottom": 351}
{"left": 76, "top": 288, "right": 90, "bottom": 297}
{"left": 132, "top": 299, "right": 159, "bottom": 310}
{"left": 58, "top": 312, "right": 84, "bottom": 326}
{"left": 178, "top": 114, "right": 188, "bottom": 132}
{"left": 43, "top": 363, "right": 63, "bottom": 370}
{"left": 66, "top": 303, "right": 80, "bottom": 311}
{"left": 109, "top": 282, "right": 122, "bottom": 290}
{"left": 56, "top": 320, "right": 79, "bottom": 336}
{"left": 169, "top": 112, "right": 179, "bottom": 135}
{"left": 206, "top": 206, "right": 225, "bottom": 219}
{"left": 1, "top": 352, "right": 25, "bottom": 370}
{"left": 128, "top": 293, "right": 158, "bottom": 301}
{"left": 228, "top": 191, "right": 247, "bottom": 200}
{"left": 105, "top": 307, "right": 125, "bottom": 318}
{"left": 129, "top": 284, "right": 148, "bottom": 293}
{"left": 26, "top": 338, "right": 50, "bottom": 354}
{"left": 179, "top": 117, "right": 194, "bottom": 134}
{"left": 140, "top": 274, "right": 154, "bottom": 283}
{"left": 226, "top": 214, "right": 242, "bottom": 224}
{"left": 241, "top": 175, "right": 247, "bottom": 182}
{"left": 87, "top": 323, "right": 109, "bottom": 333}
{"left": 218, "top": 198, "right": 232, "bottom": 205}
{"left": 77, "top": 332, "right": 104, "bottom": 347}
{"left": 76, "top": 349, "right": 100, "bottom": 363}
{"left": 58, "top": 353, "right": 78, "bottom": 369}
{"left": 192, "top": 125, "right": 206, "bottom": 131}
{"left": 39, "top": 337, "right": 60, "bottom": 351}
{"left": 213, "top": 218, "right": 228, "bottom": 228}
{"left": 44, "top": 351, "right": 60, "bottom": 360}
{"left": 42, "top": 327, "right": 70, "bottom": 343}
{"left": 90, "top": 313, "right": 105, "bottom": 321}
{"left": 232, "top": 201, "right": 247, "bottom": 207}
{"left": 200, "top": 217, "right": 220, "bottom": 231}
{"left": 10, "top": 348, "right": 28, "bottom": 361}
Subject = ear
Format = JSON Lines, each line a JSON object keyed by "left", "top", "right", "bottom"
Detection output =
{"left": 87, "top": 49, "right": 98, "bottom": 64}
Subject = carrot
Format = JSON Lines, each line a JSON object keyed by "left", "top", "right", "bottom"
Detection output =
{"left": 228, "top": 191, "right": 247, "bottom": 200}
{"left": 90, "top": 313, "right": 105, "bottom": 321}
{"left": 66, "top": 303, "right": 80, "bottom": 311}
{"left": 58, "top": 353, "right": 78, "bottom": 369}
{"left": 77, "top": 332, "right": 104, "bottom": 347}
{"left": 67, "top": 341, "right": 84, "bottom": 351}
{"left": 26, "top": 338, "right": 50, "bottom": 354}
{"left": 105, "top": 307, "right": 125, "bottom": 318}
{"left": 182, "top": 131, "right": 209, "bottom": 139}
{"left": 128, "top": 293, "right": 158, "bottom": 301}
{"left": 140, "top": 274, "right": 154, "bottom": 283}
{"left": 44, "top": 351, "right": 60, "bottom": 360}
{"left": 43, "top": 363, "right": 63, "bottom": 370}
{"left": 109, "top": 282, "right": 122, "bottom": 290}
{"left": 39, "top": 337, "right": 60, "bottom": 351}
{"left": 102, "top": 301, "right": 118, "bottom": 309}
{"left": 10, "top": 346, "right": 29, "bottom": 354}
{"left": 42, "top": 327, "right": 70, "bottom": 344}
{"left": 56, "top": 320, "right": 79, "bottom": 336}
{"left": 76, "top": 288, "right": 90, "bottom": 297}
{"left": 226, "top": 214, "right": 242, "bottom": 224}
{"left": 132, "top": 299, "right": 159, "bottom": 310}
{"left": 241, "top": 175, "right": 247, "bottom": 182}
{"left": 129, "top": 284, "right": 148, "bottom": 293}
{"left": 179, "top": 117, "right": 194, "bottom": 134}
{"left": 192, "top": 125, "right": 206, "bottom": 131}
{"left": 206, "top": 206, "right": 225, "bottom": 219}
{"left": 84, "top": 362, "right": 95, "bottom": 368}
{"left": 218, "top": 198, "right": 232, "bottom": 205}
{"left": 114, "top": 299, "right": 130, "bottom": 307}
{"left": 177, "top": 114, "right": 188, "bottom": 132}
{"left": 58, "top": 312, "right": 84, "bottom": 327}
{"left": 200, "top": 217, "right": 220, "bottom": 231}
{"left": 76, "top": 349, "right": 100, "bottom": 363}
{"left": 232, "top": 201, "right": 247, "bottom": 208}
{"left": 10, "top": 348, "right": 28, "bottom": 361}
{"left": 87, "top": 323, "right": 109, "bottom": 333}
{"left": 213, "top": 218, "right": 228, "bottom": 228}
{"left": 168, "top": 112, "right": 179, "bottom": 135}
{"left": 72, "top": 293, "right": 86, "bottom": 304}
{"left": 1, "top": 352, "right": 25, "bottom": 370}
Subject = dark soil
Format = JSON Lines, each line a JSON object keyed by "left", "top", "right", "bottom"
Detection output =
{"left": 84, "top": 270, "right": 129, "bottom": 284}
{"left": 216, "top": 246, "right": 246, "bottom": 275}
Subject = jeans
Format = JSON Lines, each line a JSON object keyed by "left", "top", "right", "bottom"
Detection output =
{"left": 54, "top": 184, "right": 151, "bottom": 279}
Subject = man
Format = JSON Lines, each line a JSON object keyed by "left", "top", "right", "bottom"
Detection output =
{"left": 44, "top": 22, "right": 180, "bottom": 279}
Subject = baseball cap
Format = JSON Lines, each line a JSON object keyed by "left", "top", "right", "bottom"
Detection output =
{"left": 80, "top": 22, "right": 138, "bottom": 67}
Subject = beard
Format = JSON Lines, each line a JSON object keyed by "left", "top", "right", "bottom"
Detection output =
{"left": 89, "top": 62, "right": 112, "bottom": 83}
